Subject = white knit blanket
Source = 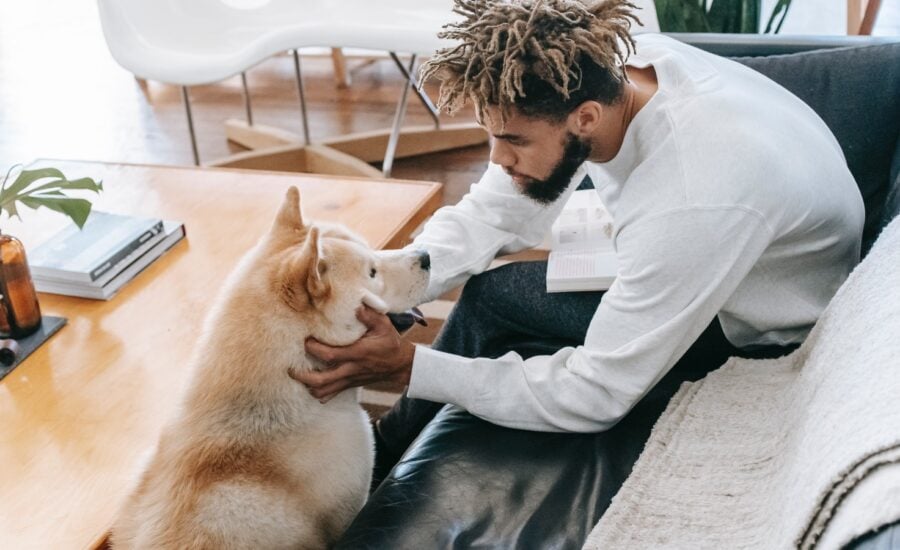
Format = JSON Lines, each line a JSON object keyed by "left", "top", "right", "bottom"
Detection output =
{"left": 584, "top": 217, "right": 900, "bottom": 550}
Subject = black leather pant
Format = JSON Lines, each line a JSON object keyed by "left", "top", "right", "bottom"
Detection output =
{"left": 338, "top": 261, "right": 794, "bottom": 549}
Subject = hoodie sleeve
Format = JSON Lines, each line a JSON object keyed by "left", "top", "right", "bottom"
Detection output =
{"left": 409, "top": 206, "right": 774, "bottom": 432}
{"left": 409, "top": 162, "right": 582, "bottom": 301}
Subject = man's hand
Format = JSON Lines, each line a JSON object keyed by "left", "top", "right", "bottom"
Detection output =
{"left": 290, "top": 306, "right": 416, "bottom": 403}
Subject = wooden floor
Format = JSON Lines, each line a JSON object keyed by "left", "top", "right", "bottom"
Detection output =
{"left": 2, "top": 1, "right": 898, "bottom": 207}
{"left": 0, "top": 1, "right": 489, "bottom": 209}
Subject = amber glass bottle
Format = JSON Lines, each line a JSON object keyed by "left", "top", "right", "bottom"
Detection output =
{"left": 0, "top": 232, "right": 42, "bottom": 338}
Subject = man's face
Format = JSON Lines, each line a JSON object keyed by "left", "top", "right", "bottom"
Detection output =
{"left": 485, "top": 107, "right": 592, "bottom": 205}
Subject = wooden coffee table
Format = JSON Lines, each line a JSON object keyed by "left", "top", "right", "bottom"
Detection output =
{"left": 0, "top": 160, "right": 441, "bottom": 549}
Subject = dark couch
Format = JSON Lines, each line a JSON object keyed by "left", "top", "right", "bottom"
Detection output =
{"left": 337, "top": 35, "right": 900, "bottom": 549}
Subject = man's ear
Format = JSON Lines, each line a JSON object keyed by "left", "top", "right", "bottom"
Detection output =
{"left": 272, "top": 186, "right": 305, "bottom": 237}
{"left": 302, "top": 226, "right": 329, "bottom": 299}
{"left": 568, "top": 101, "right": 602, "bottom": 136}
{"left": 361, "top": 290, "right": 389, "bottom": 314}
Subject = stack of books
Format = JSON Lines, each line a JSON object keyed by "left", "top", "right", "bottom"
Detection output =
{"left": 546, "top": 189, "right": 618, "bottom": 293}
{"left": 29, "top": 211, "right": 186, "bottom": 300}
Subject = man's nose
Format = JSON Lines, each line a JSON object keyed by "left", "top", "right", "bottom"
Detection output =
{"left": 489, "top": 139, "right": 514, "bottom": 168}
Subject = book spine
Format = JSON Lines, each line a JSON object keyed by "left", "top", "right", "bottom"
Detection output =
{"left": 88, "top": 221, "right": 164, "bottom": 281}
{"left": 98, "top": 223, "right": 186, "bottom": 300}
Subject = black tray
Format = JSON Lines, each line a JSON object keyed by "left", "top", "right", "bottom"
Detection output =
{"left": 0, "top": 316, "right": 67, "bottom": 381}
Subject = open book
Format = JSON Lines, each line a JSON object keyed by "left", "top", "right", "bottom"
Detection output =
{"left": 546, "top": 189, "right": 618, "bottom": 293}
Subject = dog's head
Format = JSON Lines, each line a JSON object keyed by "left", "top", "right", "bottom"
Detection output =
{"left": 261, "top": 187, "right": 430, "bottom": 345}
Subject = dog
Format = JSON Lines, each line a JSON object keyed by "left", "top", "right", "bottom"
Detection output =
{"left": 110, "top": 186, "right": 430, "bottom": 549}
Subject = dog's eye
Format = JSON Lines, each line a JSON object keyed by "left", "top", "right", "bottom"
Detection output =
{"left": 369, "top": 268, "right": 377, "bottom": 278}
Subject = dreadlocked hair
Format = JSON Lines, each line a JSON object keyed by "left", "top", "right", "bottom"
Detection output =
{"left": 419, "top": 0, "right": 640, "bottom": 126}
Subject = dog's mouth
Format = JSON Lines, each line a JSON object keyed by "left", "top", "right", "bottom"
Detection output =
{"left": 386, "top": 307, "right": 428, "bottom": 332}
{"left": 410, "top": 307, "right": 427, "bottom": 326}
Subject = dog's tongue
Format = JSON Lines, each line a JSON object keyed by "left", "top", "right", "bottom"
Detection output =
{"left": 386, "top": 309, "right": 428, "bottom": 333}
{"left": 410, "top": 307, "right": 428, "bottom": 327}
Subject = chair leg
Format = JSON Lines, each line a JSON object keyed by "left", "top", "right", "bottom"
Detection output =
{"left": 390, "top": 52, "right": 440, "bottom": 130}
{"left": 134, "top": 76, "right": 149, "bottom": 94}
{"left": 292, "top": 50, "right": 312, "bottom": 145}
{"left": 383, "top": 53, "right": 416, "bottom": 178}
{"left": 331, "top": 48, "right": 351, "bottom": 89}
{"left": 240, "top": 72, "right": 253, "bottom": 126}
{"left": 181, "top": 86, "right": 200, "bottom": 166}
{"left": 859, "top": 0, "right": 882, "bottom": 35}
{"left": 218, "top": 50, "right": 487, "bottom": 176}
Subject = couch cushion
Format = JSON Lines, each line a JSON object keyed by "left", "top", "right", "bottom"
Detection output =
{"left": 732, "top": 43, "right": 900, "bottom": 255}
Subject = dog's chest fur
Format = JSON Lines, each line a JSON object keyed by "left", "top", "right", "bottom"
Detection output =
{"left": 110, "top": 297, "right": 374, "bottom": 549}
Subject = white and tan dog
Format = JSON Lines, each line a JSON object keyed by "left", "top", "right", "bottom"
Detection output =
{"left": 110, "top": 187, "right": 430, "bottom": 549}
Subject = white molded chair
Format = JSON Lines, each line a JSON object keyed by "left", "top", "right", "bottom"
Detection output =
{"left": 97, "top": 0, "right": 658, "bottom": 176}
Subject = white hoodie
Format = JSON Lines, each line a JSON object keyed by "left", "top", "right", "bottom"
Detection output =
{"left": 407, "top": 34, "right": 865, "bottom": 432}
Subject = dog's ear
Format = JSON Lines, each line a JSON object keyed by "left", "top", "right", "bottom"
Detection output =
{"left": 302, "top": 226, "right": 329, "bottom": 299}
{"left": 361, "top": 290, "right": 389, "bottom": 314}
{"left": 272, "top": 186, "right": 305, "bottom": 237}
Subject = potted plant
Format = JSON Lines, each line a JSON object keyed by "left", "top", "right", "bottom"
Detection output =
{"left": 0, "top": 166, "right": 102, "bottom": 337}
{"left": 654, "top": 0, "right": 793, "bottom": 33}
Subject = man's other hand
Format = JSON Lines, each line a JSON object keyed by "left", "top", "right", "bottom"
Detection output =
{"left": 290, "top": 306, "right": 416, "bottom": 403}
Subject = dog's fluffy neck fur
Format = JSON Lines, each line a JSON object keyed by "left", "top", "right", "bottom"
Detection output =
{"left": 177, "top": 247, "right": 364, "bottom": 436}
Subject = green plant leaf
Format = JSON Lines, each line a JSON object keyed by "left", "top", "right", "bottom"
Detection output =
{"left": 2, "top": 201, "right": 19, "bottom": 221}
{"left": 18, "top": 195, "right": 94, "bottom": 229}
{"left": 764, "top": 0, "right": 792, "bottom": 33}
{"left": 0, "top": 166, "right": 102, "bottom": 229}
{"left": 654, "top": 0, "right": 711, "bottom": 32}
{"left": 703, "top": 0, "right": 759, "bottom": 32}
{"left": 741, "top": 0, "right": 761, "bottom": 33}
{"left": 0, "top": 168, "right": 66, "bottom": 200}
{"left": 656, "top": 0, "right": 790, "bottom": 33}
{"left": 707, "top": 0, "right": 738, "bottom": 32}
{"left": 27, "top": 177, "right": 103, "bottom": 195}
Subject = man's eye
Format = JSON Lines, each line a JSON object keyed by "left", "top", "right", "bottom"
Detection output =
{"left": 370, "top": 268, "right": 377, "bottom": 278}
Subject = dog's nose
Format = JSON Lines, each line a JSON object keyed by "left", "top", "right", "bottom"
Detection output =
{"left": 418, "top": 250, "right": 430, "bottom": 271}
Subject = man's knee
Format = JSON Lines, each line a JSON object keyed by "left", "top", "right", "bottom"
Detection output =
{"left": 455, "top": 261, "right": 545, "bottom": 316}
{"left": 433, "top": 263, "right": 541, "bottom": 357}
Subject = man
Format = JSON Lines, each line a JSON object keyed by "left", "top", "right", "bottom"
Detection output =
{"left": 292, "top": 0, "right": 864, "bottom": 497}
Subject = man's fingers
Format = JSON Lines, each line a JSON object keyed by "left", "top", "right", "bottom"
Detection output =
{"left": 312, "top": 379, "right": 355, "bottom": 401}
{"left": 308, "top": 372, "right": 369, "bottom": 401}
{"left": 290, "top": 362, "right": 359, "bottom": 388}
{"left": 305, "top": 338, "right": 343, "bottom": 364}
{"left": 357, "top": 305, "right": 388, "bottom": 330}
{"left": 289, "top": 364, "right": 386, "bottom": 402}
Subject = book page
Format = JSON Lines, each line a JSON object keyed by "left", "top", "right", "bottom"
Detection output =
{"left": 551, "top": 190, "right": 614, "bottom": 252}
{"left": 546, "top": 249, "right": 617, "bottom": 292}
{"left": 546, "top": 249, "right": 617, "bottom": 280}
{"left": 546, "top": 190, "right": 617, "bottom": 292}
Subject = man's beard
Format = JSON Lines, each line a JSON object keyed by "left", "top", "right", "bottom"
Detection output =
{"left": 520, "top": 132, "right": 592, "bottom": 205}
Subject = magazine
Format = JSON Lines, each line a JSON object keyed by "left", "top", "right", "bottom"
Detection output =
{"left": 33, "top": 221, "right": 186, "bottom": 300}
{"left": 29, "top": 211, "right": 164, "bottom": 285}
